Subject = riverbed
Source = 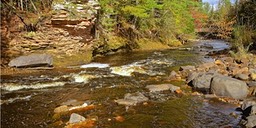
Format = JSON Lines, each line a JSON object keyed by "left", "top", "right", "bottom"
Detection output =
{"left": 1, "top": 40, "right": 242, "bottom": 128}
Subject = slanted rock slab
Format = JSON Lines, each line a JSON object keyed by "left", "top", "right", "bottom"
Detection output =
{"left": 8, "top": 54, "right": 53, "bottom": 68}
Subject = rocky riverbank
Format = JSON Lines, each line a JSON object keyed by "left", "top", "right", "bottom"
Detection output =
{"left": 178, "top": 54, "right": 256, "bottom": 127}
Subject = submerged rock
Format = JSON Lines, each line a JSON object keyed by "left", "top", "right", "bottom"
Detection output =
{"left": 54, "top": 105, "right": 69, "bottom": 114}
{"left": 61, "top": 99, "right": 84, "bottom": 106}
{"left": 179, "top": 65, "right": 196, "bottom": 71}
{"left": 8, "top": 54, "right": 53, "bottom": 68}
{"left": 115, "top": 92, "right": 148, "bottom": 106}
{"left": 146, "top": 84, "right": 180, "bottom": 92}
{"left": 211, "top": 75, "right": 248, "bottom": 99}
{"left": 114, "top": 99, "right": 138, "bottom": 106}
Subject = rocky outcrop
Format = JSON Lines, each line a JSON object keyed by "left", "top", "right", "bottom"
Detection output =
{"left": 8, "top": 54, "right": 53, "bottom": 68}
{"left": 3, "top": 0, "right": 100, "bottom": 67}
{"left": 210, "top": 75, "right": 248, "bottom": 99}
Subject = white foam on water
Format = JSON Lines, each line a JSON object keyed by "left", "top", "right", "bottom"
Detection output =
{"left": 110, "top": 64, "right": 146, "bottom": 76}
{"left": 0, "top": 95, "right": 32, "bottom": 105}
{"left": 73, "top": 74, "right": 95, "bottom": 83}
{"left": 80, "top": 63, "right": 109, "bottom": 69}
{"left": 1, "top": 82, "right": 66, "bottom": 91}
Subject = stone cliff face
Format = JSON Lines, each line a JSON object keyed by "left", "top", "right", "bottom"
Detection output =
{"left": 1, "top": 0, "right": 100, "bottom": 67}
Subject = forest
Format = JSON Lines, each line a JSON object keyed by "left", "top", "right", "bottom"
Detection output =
{"left": 1, "top": 0, "right": 256, "bottom": 56}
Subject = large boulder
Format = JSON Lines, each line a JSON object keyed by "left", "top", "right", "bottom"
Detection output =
{"left": 8, "top": 54, "right": 53, "bottom": 68}
{"left": 210, "top": 75, "right": 249, "bottom": 99}
{"left": 191, "top": 72, "right": 217, "bottom": 92}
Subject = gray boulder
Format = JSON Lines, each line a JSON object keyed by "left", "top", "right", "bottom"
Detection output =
{"left": 69, "top": 113, "right": 86, "bottom": 124}
{"left": 191, "top": 72, "right": 218, "bottom": 92}
{"left": 187, "top": 72, "right": 199, "bottom": 83}
{"left": 211, "top": 75, "right": 248, "bottom": 99}
{"left": 8, "top": 54, "right": 53, "bottom": 68}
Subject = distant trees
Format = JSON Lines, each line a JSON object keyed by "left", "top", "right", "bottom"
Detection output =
{"left": 98, "top": 0, "right": 204, "bottom": 48}
{"left": 233, "top": 0, "right": 256, "bottom": 51}
{"left": 203, "top": 0, "right": 256, "bottom": 53}
{"left": 203, "top": 0, "right": 236, "bottom": 39}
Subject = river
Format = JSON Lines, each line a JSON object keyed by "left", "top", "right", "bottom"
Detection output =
{"left": 1, "top": 40, "right": 242, "bottom": 128}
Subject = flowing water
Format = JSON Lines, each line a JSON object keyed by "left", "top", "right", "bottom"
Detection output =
{"left": 1, "top": 40, "right": 242, "bottom": 128}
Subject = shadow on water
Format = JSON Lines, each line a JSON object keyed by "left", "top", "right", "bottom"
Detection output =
{"left": 1, "top": 40, "right": 241, "bottom": 128}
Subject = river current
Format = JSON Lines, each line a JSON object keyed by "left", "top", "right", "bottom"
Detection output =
{"left": 1, "top": 40, "right": 242, "bottom": 128}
